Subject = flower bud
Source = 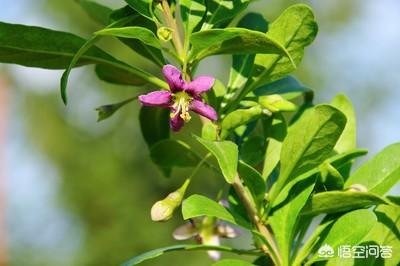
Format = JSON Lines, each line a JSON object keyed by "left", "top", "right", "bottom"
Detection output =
{"left": 150, "top": 179, "right": 189, "bottom": 222}
{"left": 258, "top": 94, "right": 297, "bottom": 113}
{"left": 157, "top": 27, "right": 173, "bottom": 42}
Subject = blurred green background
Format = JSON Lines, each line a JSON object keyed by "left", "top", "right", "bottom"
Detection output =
{"left": 2, "top": 0, "right": 399, "bottom": 265}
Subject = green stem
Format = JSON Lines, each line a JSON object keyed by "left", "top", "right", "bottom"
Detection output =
{"left": 161, "top": 0, "right": 183, "bottom": 57}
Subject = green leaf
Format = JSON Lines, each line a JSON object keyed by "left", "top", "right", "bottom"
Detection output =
{"left": 308, "top": 209, "right": 377, "bottom": 264}
{"left": 96, "top": 97, "right": 136, "bottom": 122}
{"left": 270, "top": 174, "right": 317, "bottom": 266}
{"left": 269, "top": 105, "right": 347, "bottom": 203}
{"left": 221, "top": 105, "right": 263, "bottom": 137}
{"left": 203, "top": 0, "right": 250, "bottom": 29}
{"left": 253, "top": 76, "right": 309, "bottom": 99}
{"left": 121, "top": 244, "right": 261, "bottom": 266}
{"left": 342, "top": 204, "right": 400, "bottom": 266}
{"left": 94, "top": 64, "right": 147, "bottom": 85}
{"left": 226, "top": 13, "right": 268, "bottom": 105}
{"left": 301, "top": 191, "right": 388, "bottom": 217}
{"left": 95, "top": 26, "right": 162, "bottom": 48}
{"left": 240, "top": 136, "right": 266, "bottom": 166}
{"left": 140, "top": 107, "right": 171, "bottom": 176}
{"left": 331, "top": 94, "right": 357, "bottom": 153}
{"left": 76, "top": 0, "right": 112, "bottom": 25}
{"left": 189, "top": 28, "right": 292, "bottom": 62}
{"left": 213, "top": 259, "right": 255, "bottom": 266}
{"left": 180, "top": 0, "right": 206, "bottom": 35}
{"left": 344, "top": 143, "right": 400, "bottom": 196}
{"left": 273, "top": 149, "right": 368, "bottom": 208}
{"left": 182, "top": 194, "right": 243, "bottom": 226}
{"left": 0, "top": 22, "right": 115, "bottom": 69}
{"left": 247, "top": 4, "right": 318, "bottom": 92}
{"left": 150, "top": 140, "right": 200, "bottom": 168}
{"left": 204, "top": 79, "right": 227, "bottom": 114}
{"left": 139, "top": 107, "right": 170, "bottom": 148}
{"left": 201, "top": 121, "right": 219, "bottom": 141}
{"left": 110, "top": 7, "right": 166, "bottom": 67}
{"left": 195, "top": 137, "right": 238, "bottom": 183}
{"left": 60, "top": 14, "right": 167, "bottom": 104}
{"left": 238, "top": 161, "right": 265, "bottom": 208}
{"left": 124, "top": 0, "right": 154, "bottom": 20}
{"left": 262, "top": 114, "right": 287, "bottom": 181}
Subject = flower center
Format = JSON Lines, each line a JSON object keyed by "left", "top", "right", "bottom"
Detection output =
{"left": 171, "top": 91, "right": 192, "bottom": 122}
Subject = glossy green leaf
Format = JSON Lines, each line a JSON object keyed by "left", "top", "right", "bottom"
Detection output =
{"left": 182, "top": 195, "right": 239, "bottom": 225}
{"left": 345, "top": 143, "right": 400, "bottom": 196}
{"left": 76, "top": 0, "right": 112, "bottom": 25}
{"left": 246, "top": 4, "right": 318, "bottom": 93}
{"left": 331, "top": 94, "right": 357, "bottom": 153}
{"left": 270, "top": 174, "right": 317, "bottom": 266}
{"left": 189, "top": 28, "right": 292, "bottom": 62}
{"left": 225, "top": 13, "right": 268, "bottom": 106}
{"left": 195, "top": 137, "right": 238, "bottom": 183}
{"left": 96, "top": 26, "right": 162, "bottom": 48}
{"left": 124, "top": 0, "right": 154, "bottom": 20}
{"left": 254, "top": 76, "right": 309, "bottom": 99}
{"left": 269, "top": 105, "right": 347, "bottom": 203}
{"left": 203, "top": 0, "right": 250, "bottom": 29}
{"left": 262, "top": 114, "right": 287, "bottom": 181}
{"left": 308, "top": 209, "right": 377, "bottom": 264}
{"left": 150, "top": 140, "right": 200, "bottom": 168}
{"left": 96, "top": 97, "right": 136, "bottom": 122}
{"left": 301, "top": 191, "right": 388, "bottom": 217}
{"left": 258, "top": 94, "right": 297, "bottom": 113}
{"left": 121, "top": 244, "right": 261, "bottom": 266}
{"left": 238, "top": 161, "right": 265, "bottom": 208}
{"left": 201, "top": 121, "right": 218, "bottom": 141}
{"left": 339, "top": 204, "right": 400, "bottom": 266}
{"left": 213, "top": 259, "right": 255, "bottom": 266}
{"left": 221, "top": 105, "right": 263, "bottom": 137}
{"left": 180, "top": 0, "right": 206, "bottom": 35}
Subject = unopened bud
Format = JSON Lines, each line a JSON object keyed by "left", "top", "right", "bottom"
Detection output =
{"left": 157, "top": 27, "right": 173, "bottom": 42}
{"left": 259, "top": 94, "right": 297, "bottom": 113}
{"left": 150, "top": 179, "right": 190, "bottom": 222}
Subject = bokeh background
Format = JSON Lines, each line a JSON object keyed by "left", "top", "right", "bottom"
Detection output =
{"left": 1, "top": 0, "right": 399, "bottom": 265}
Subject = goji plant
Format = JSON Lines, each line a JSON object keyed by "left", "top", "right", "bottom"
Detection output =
{"left": 1, "top": 1, "right": 399, "bottom": 266}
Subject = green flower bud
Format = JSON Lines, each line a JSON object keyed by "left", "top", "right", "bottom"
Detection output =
{"left": 157, "top": 27, "right": 173, "bottom": 42}
{"left": 150, "top": 179, "right": 189, "bottom": 222}
{"left": 258, "top": 94, "right": 297, "bottom": 113}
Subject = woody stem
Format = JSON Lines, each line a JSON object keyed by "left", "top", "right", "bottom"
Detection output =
{"left": 232, "top": 176, "right": 282, "bottom": 265}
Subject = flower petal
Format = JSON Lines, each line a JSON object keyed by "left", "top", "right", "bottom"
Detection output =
{"left": 163, "top": 65, "right": 186, "bottom": 92}
{"left": 203, "top": 236, "right": 221, "bottom": 261}
{"left": 186, "top": 76, "right": 215, "bottom": 96}
{"left": 190, "top": 99, "right": 217, "bottom": 121}
{"left": 172, "top": 222, "right": 198, "bottom": 240}
{"left": 138, "top": 91, "right": 172, "bottom": 107}
{"left": 170, "top": 111, "right": 185, "bottom": 131}
{"left": 217, "top": 222, "right": 240, "bottom": 239}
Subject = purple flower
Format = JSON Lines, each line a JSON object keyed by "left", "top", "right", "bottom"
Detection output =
{"left": 139, "top": 65, "right": 217, "bottom": 131}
